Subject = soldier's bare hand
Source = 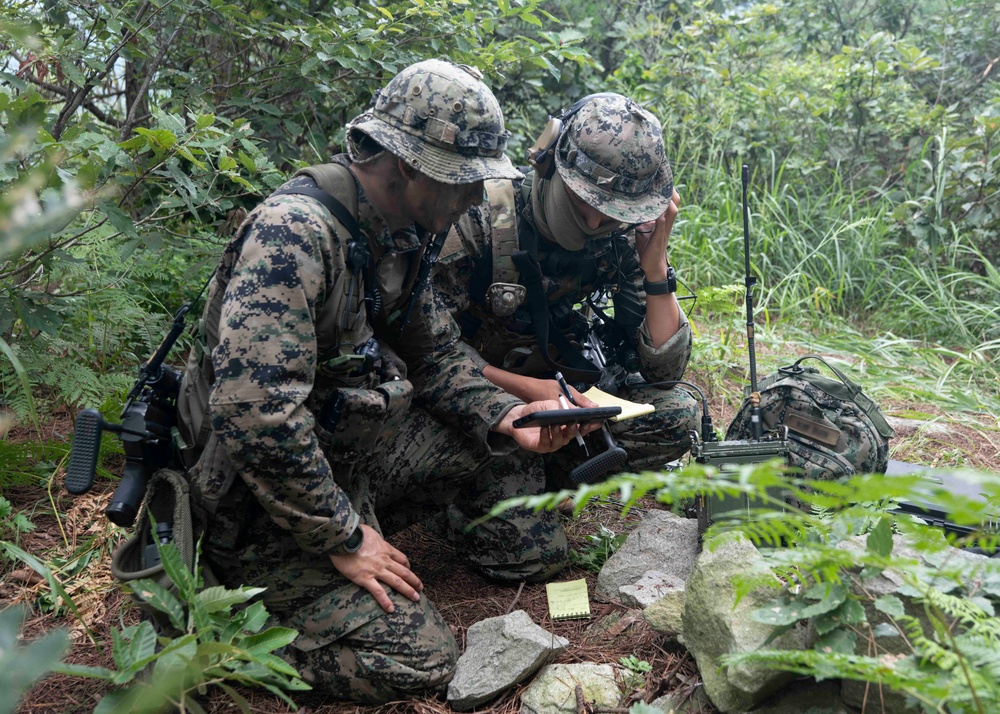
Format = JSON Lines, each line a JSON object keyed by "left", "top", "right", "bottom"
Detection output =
{"left": 499, "top": 399, "right": 600, "bottom": 454}
{"left": 635, "top": 188, "right": 680, "bottom": 282}
{"left": 329, "top": 525, "right": 423, "bottom": 613}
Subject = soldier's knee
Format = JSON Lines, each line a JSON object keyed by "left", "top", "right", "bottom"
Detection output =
{"left": 470, "top": 511, "right": 570, "bottom": 583}
{"left": 290, "top": 595, "right": 459, "bottom": 704}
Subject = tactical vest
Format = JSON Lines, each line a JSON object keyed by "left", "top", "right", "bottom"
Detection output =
{"left": 176, "top": 163, "right": 375, "bottom": 466}
{"left": 442, "top": 178, "right": 624, "bottom": 384}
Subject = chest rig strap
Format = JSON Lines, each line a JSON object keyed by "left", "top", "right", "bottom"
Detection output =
{"left": 484, "top": 179, "right": 526, "bottom": 317}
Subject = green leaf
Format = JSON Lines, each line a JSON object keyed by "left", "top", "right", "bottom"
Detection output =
{"left": 234, "top": 601, "right": 270, "bottom": 635}
{"left": 219, "top": 155, "right": 238, "bottom": 171}
{"left": 53, "top": 662, "right": 116, "bottom": 679}
{"left": 237, "top": 150, "right": 257, "bottom": 173}
{"left": 126, "top": 620, "right": 159, "bottom": 670}
{"left": 176, "top": 146, "right": 206, "bottom": 170}
{"left": 216, "top": 683, "right": 251, "bottom": 713}
{"left": 867, "top": 516, "right": 893, "bottom": 557}
{"left": 0, "top": 335, "right": 41, "bottom": 435}
{"left": 133, "top": 127, "right": 177, "bottom": 152}
{"left": 195, "top": 585, "right": 264, "bottom": 613}
{"left": 195, "top": 114, "right": 216, "bottom": 129}
{"left": 129, "top": 579, "right": 186, "bottom": 632}
{"left": 874, "top": 595, "right": 906, "bottom": 619}
{"left": 816, "top": 627, "right": 857, "bottom": 654}
{"left": 100, "top": 202, "right": 138, "bottom": 239}
{"left": 873, "top": 623, "right": 900, "bottom": 638}
{"left": 158, "top": 541, "right": 196, "bottom": 602}
{"left": 240, "top": 627, "right": 299, "bottom": 656}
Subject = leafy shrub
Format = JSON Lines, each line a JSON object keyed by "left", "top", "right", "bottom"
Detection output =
{"left": 57, "top": 539, "right": 308, "bottom": 713}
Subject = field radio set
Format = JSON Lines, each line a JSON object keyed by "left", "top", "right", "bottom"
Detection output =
{"left": 688, "top": 165, "right": 791, "bottom": 531}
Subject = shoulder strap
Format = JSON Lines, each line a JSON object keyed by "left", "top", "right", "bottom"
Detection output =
{"left": 275, "top": 164, "right": 372, "bottom": 329}
{"left": 486, "top": 179, "right": 520, "bottom": 285}
{"left": 780, "top": 354, "right": 895, "bottom": 439}
{"left": 275, "top": 163, "right": 361, "bottom": 243}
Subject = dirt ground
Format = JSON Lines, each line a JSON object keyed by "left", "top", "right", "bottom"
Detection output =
{"left": 4, "top": 391, "right": 999, "bottom": 714}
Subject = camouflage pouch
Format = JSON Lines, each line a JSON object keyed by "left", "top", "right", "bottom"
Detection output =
{"left": 726, "top": 354, "right": 894, "bottom": 479}
{"left": 313, "top": 378, "right": 414, "bottom": 465}
{"left": 110, "top": 468, "right": 218, "bottom": 631}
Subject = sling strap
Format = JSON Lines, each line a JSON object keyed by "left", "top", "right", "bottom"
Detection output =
{"left": 510, "top": 248, "right": 601, "bottom": 385}
{"left": 271, "top": 182, "right": 361, "bottom": 244}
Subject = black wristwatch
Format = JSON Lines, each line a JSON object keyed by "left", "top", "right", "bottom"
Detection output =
{"left": 643, "top": 266, "right": 677, "bottom": 295}
{"left": 331, "top": 526, "right": 364, "bottom": 555}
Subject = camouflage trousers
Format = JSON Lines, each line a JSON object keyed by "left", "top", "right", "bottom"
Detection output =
{"left": 203, "top": 404, "right": 566, "bottom": 703}
{"left": 544, "top": 383, "right": 701, "bottom": 489}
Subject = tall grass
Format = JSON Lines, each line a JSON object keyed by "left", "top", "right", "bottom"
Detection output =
{"left": 677, "top": 158, "right": 998, "bottom": 339}
{"left": 674, "top": 155, "right": 1000, "bottom": 424}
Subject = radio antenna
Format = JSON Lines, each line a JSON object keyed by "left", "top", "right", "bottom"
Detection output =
{"left": 742, "top": 164, "right": 763, "bottom": 440}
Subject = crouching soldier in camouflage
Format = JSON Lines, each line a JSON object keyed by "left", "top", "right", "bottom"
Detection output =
{"left": 433, "top": 93, "right": 702, "bottom": 495}
{"left": 175, "top": 60, "right": 593, "bottom": 704}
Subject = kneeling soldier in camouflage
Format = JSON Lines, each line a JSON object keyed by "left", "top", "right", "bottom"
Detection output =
{"left": 433, "top": 93, "right": 701, "bottom": 509}
{"left": 176, "top": 60, "right": 591, "bottom": 703}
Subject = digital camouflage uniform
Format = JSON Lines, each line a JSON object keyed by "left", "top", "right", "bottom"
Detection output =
{"left": 175, "top": 60, "right": 565, "bottom": 704}
{"left": 433, "top": 94, "right": 701, "bottom": 486}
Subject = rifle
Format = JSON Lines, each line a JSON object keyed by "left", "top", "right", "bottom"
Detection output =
{"left": 65, "top": 299, "right": 196, "bottom": 527}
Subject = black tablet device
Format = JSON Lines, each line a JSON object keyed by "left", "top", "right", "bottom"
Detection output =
{"left": 512, "top": 406, "right": 622, "bottom": 428}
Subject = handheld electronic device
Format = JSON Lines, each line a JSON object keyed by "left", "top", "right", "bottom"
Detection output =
{"left": 512, "top": 406, "right": 621, "bottom": 428}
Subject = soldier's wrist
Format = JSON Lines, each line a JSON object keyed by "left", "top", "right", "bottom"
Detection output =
{"left": 643, "top": 266, "right": 677, "bottom": 295}
{"left": 329, "top": 525, "right": 364, "bottom": 556}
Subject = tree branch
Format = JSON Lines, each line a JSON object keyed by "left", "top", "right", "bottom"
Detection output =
{"left": 120, "top": 8, "right": 192, "bottom": 140}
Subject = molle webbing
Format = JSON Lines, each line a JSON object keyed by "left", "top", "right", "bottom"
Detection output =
{"left": 487, "top": 179, "right": 520, "bottom": 285}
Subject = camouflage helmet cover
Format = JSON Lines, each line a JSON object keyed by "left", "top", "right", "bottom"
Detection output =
{"left": 555, "top": 94, "right": 673, "bottom": 224}
{"left": 347, "top": 59, "right": 522, "bottom": 185}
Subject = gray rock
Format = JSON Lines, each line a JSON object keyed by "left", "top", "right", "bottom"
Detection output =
{"left": 682, "top": 534, "right": 814, "bottom": 713}
{"left": 520, "top": 663, "right": 622, "bottom": 714}
{"left": 836, "top": 535, "right": 995, "bottom": 713}
{"left": 597, "top": 510, "right": 700, "bottom": 600}
{"left": 447, "top": 609, "right": 567, "bottom": 711}
{"left": 649, "top": 684, "right": 712, "bottom": 713}
{"left": 643, "top": 588, "right": 686, "bottom": 637}
{"left": 620, "top": 569, "right": 685, "bottom": 609}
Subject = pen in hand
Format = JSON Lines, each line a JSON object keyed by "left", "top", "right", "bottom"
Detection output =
{"left": 555, "top": 372, "right": 589, "bottom": 456}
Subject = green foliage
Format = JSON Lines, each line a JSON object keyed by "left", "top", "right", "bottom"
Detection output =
{"left": 496, "top": 461, "right": 1000, "bottom": 712}
{"left": 56, "top": 539, "right": 308, "bottom": 712}
{"left": 0, "top": 607, "right": 69, "bottom": 714}
{"left": 0, "top": 494, "right": 34, "bottom": 547}
{"left": 619, "top": 654, "right": 652, "bottom": 674}
{"left": 568, "top": 522, "right": 627, "bottom": 573}
{"left": 619, "top": 654, "right": 652, "bottom": 691}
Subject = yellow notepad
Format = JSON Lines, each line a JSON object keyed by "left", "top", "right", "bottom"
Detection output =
{"left": 545, "top": 579, "right": 592, "bottom": 621}
{"left": 581, "top": 387, "right": 655, "bottom": 422}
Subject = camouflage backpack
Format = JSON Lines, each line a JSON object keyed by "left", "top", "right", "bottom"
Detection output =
{"left": 726, "top": 354, "right": 895, "bottom": 479}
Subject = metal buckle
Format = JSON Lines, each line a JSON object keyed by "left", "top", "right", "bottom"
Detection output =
{"left": 486, "top": 282, "right": 526, "bottom": 317}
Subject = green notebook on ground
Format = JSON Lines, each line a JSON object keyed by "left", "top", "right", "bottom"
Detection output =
{"left": 545, "top": 579, "right": 592, "bottom": 621}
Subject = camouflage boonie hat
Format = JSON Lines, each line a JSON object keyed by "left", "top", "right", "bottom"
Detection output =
{"left": 347, "top": 59, "right": 522, "bottom": 185}
{"left": 555, "top": 94, "right": 673, "bottom": 224}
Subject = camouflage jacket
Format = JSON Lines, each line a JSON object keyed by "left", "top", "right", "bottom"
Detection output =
{"left": 433, "top": 172, "right": 692, "bottom": 384}
{"left": 180, "top": 156, "right": 521, "bottom": 556}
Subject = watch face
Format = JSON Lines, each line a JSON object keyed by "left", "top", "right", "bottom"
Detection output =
{"left": 345, "top": 527, "right": 364, "bottom": 552}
